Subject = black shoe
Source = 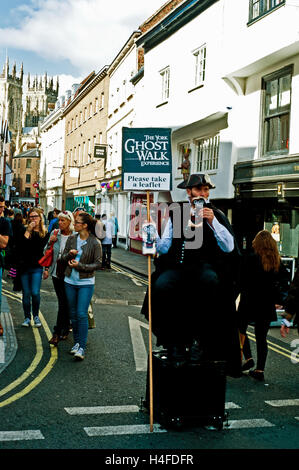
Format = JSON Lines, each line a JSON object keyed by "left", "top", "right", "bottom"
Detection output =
{"left": 241, "top": 358, "right": 255, "bottom": 372}
{"left": 249, "top": 370, "right": 264, "bottom": 381}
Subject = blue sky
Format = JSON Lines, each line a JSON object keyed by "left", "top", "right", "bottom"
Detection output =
{"left": 0, "top": 0, "right": 168, "bottom": 95}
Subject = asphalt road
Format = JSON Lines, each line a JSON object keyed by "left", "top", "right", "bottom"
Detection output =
{"left": 1, "top": 265, "right": 299, "bottom": 463}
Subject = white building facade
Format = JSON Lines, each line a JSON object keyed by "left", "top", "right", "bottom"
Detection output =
{"left": 98, "top": 32, "right": 142, "bottom": 248}
{"left": 136, "top": 0, "right": 299, "bottom": 258}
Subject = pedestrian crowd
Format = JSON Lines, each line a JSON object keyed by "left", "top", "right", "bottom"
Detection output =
{"left": 0, "top": 200, "right": 118, "bottom": 361}
{"left": 0, "top": 180, "right": 298, "bottom": 378}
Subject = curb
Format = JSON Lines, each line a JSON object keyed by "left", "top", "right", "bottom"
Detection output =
{"left": 0, "top": 296, "right": 18, "bottom": 374}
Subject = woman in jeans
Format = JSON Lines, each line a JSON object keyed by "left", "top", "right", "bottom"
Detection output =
{"left": 43, "top": 211, "right": 74, "bottom": 346}
{"left": 62, "top": 212, "right": 101, "bottom": 360}
{"left": 18, "top": 208, "right": 49, "bottom": 327}
{"left": 238, "top": 230, "right": 288, "bottom": 381}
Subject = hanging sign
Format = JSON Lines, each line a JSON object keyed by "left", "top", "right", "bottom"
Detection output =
{"left": 122, "top": 127, "right": 172, "bottom": 191}
{"left": 94, "top": 144, "right": 107, "bottom": 159}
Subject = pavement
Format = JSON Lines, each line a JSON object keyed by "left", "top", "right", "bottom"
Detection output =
{"left": 0, "top": 245, "right": 149, "bottom": 374}
{"left": 111, "top": 245, "right": 153, "bottom": 277}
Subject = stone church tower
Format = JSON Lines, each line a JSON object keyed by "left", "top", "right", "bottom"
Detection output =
{"left": 23, "top": 73, "right": 59, "bottom": 128}
{"left": 0, "top": 57, "right": 23, "bottom": 157}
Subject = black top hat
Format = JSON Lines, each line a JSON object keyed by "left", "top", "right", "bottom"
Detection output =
{"left": 177, "top": 173, "right": 216, "bottom": 189}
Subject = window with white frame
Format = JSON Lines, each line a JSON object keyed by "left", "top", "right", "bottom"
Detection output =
{"left": 160, "top": 67, "right": 170, "bottom": 102}
{"left": 193, "top": 45, "right": 206, "bottom": 87}
{"left": 249, "top": 0, "right": 285, "bottom": 22}
{"left": 95, "top": 97, "right": 98, "bottom": 113}
{"left": 101, "top": 92, "right": 104, "bottom": 109}
{"left": 78, "top": 144, "right": 81, "bottom": 165}
{"left": 262, "top": 66, "right": 292, "bottom": 155}
{"left": 88, "top": 139, "right": 91, "bottom": 162}
{"left": 83, "top": 142, "right": 86, "bottom": 164}
{"left": 196, "top": 134, "right": 220, "bottom": 172}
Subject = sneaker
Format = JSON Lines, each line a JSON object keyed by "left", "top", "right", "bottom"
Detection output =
{"left": 34, "top": 316, "right": 42, "bottom": 327}
{"left": 74, "top": 347, "right": 85, "bottom": 360}
{"left": 69, "top": 343, "right": 80, "bottom": 355}
{"left": 22, "top": 318, "right": 31, "bottom": 327}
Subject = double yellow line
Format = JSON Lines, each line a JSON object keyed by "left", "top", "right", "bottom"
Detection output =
{"left": 111, "top": 263, "right": 148, "bottom": 286}
{"left": 0, "top": 288, "right": 58, "bottom": 408}
{"left": 247, "top": 329, "right": 299, "bottom": 363}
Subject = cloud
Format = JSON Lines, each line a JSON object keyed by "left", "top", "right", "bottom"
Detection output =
{"left": 0, "top": 0, "right": 168, "bottom": 75}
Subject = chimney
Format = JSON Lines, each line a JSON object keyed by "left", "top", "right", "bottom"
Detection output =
{"left": 65, "top": 90, "right": 71, "bottom": 101}
{"left": 59, "top": 95, "right": 65, "bottom": 107}
{"left": 71, "top": 83, "right": 80, "bottom": 98}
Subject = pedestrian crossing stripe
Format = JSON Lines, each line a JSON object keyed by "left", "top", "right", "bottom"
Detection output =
{"left": 65, "top": 405, "right": 140, "bottom": 415}
{"left": 0, "top": 430, "right": 44, "bottom": 441}
{"left": 84, "top": 424, "right": 166, "bottom": 436}
{"left": 225, "top": 419, "right": 275, "bottom": 429}
{"left": 265, "top": 399, "right": 299, "bottom": 407}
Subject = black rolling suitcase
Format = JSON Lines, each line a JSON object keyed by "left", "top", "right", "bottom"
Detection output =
{"left": 143, "top": 350, "right": 227, "bottom": 430}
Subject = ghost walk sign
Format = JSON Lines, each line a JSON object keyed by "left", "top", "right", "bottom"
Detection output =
{"left": 122, "top": 127, "right": 172, "bottom": 191}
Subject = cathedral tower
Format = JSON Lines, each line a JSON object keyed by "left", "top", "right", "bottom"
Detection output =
{"left": 0, "top": 57, "right": 23, "bottom": 156}
{"left": 23, "top": 72, "right": 59, "bottom": 128}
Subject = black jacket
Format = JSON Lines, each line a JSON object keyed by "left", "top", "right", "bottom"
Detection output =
{"left": 237, "top": 253, "right": 289, "bottom": 323}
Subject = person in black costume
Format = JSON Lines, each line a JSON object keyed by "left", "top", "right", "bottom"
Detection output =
{"left": 238, "top": 230, "right": 289, "bottom": 381}
{"left": 141, "top": 173, "right": 242, "bottom": 376}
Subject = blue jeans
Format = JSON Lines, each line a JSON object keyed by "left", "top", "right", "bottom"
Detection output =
{"left": 20, "top": 267, "right": 43, "bottom": 319}
{"left": 64, "top": 283, "right": 94, "bottom": 351}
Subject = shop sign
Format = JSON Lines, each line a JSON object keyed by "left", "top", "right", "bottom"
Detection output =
{"left": 122, "top": 127, "right": 172, "bottom": 191}
{"left": 94, "top": 144, "right": 107, "bottom": 159}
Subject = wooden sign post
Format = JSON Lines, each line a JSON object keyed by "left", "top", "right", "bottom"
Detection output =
{"left": 146, "top": 190, "right": 154, "bottom": 433}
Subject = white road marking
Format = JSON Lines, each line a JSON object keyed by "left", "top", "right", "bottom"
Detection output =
{"left": 225, "top": 402, "right": 241, "bottom": 409}
{"left": 128, "top": 316, "right": 149, "bottom": 371}
{"left": 84, "top": 424, "right": 167, "bottom": 436}
{"left": 0, "top": 430, "right": 44, "bottom": 441}
{"left": 0, "top": 338, "right": 4, "bottom": 364}
{"left": 65, "top": 405, "right": 139, "bottom": 415}
{"left": 265, "top": 399, "right": 299, "bottom": 407}
{"left": 226, "top": 419, "right": 275, "bottom": 429}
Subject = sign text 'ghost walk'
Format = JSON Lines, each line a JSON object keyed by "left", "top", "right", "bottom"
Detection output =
{"left": 122, "top": 127, "right": 172, "bottom": 191}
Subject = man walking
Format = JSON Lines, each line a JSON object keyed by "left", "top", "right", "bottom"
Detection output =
{"left": 101, "top": 214, "right": 113, "bottom": 269}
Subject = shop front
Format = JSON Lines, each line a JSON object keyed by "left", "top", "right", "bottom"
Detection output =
{"left": 233, "top": 156, "right": 299, "bottom": 264}
{"left": 65, "top": 186, "right": 96, "bottom": 215}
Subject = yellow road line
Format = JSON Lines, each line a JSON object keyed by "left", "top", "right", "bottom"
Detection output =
{"left": 0, "top": 291, "right": 58, "bottom": 407}
{"left": 247, "top": 332, "right": 299, "bottom": 364}
{"left": 111, "top": 264, "right": 148, "bottom": 285}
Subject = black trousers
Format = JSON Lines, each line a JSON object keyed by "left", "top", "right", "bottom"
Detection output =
{"left": 102, "top": 244, "right": 112, "bottom": 267}
{"left": 151, "top": 263, "right": 229, "bottom": 361}
{"left": 240, "top": 320, "right": 271, "bottom": 371}
{"left": 52, "top": 275, "right": 71, "bottom": 336}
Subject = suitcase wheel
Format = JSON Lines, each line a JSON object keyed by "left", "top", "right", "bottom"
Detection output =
{"left": 169, "top": 416, "right": 183, "bottom": 430}
{"left": 204, "top": 416, "right": 224, "bottom": 431}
